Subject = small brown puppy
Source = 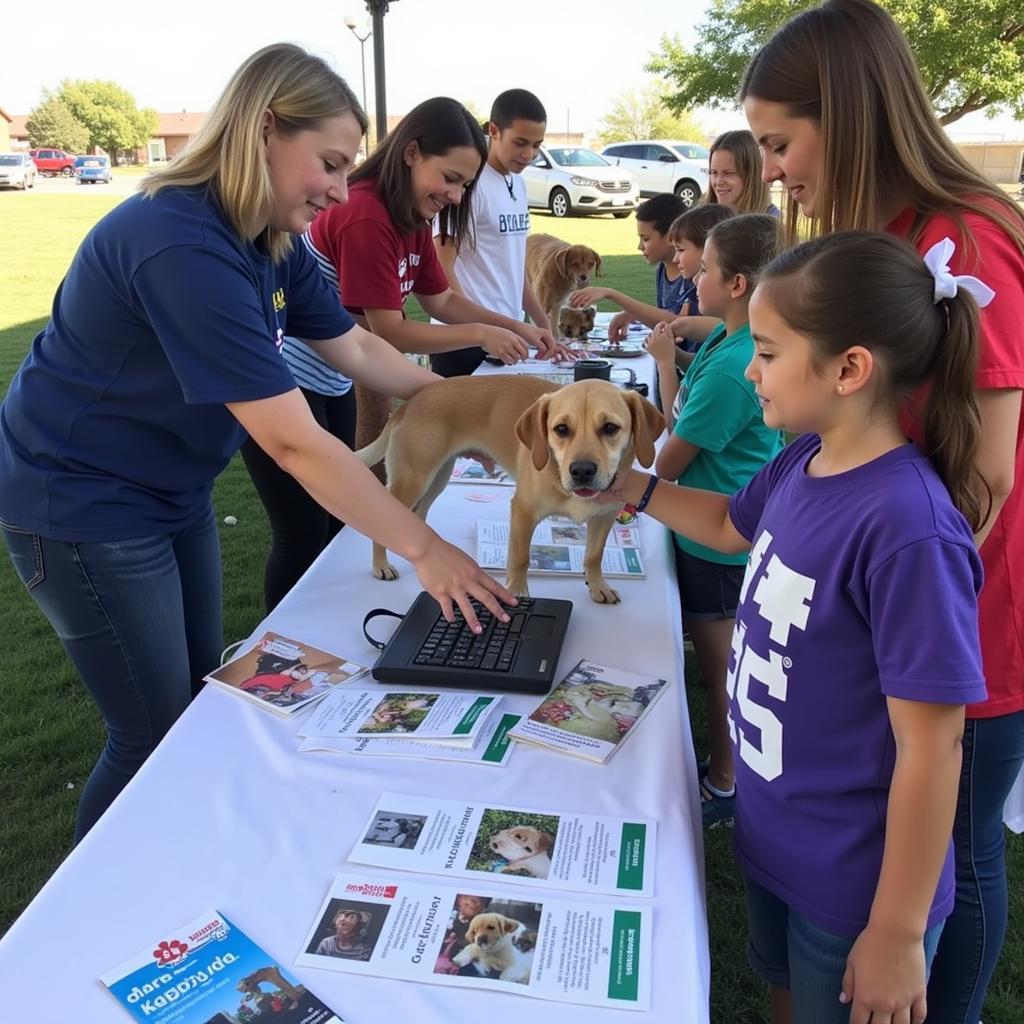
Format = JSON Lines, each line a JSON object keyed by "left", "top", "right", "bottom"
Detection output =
{"left": 526, "top": 233, "right": 603, "bottom": 336}
{"left": 356, "top": 375, "right": 663, "bottom": 604}
{"left": 558, "top": 305, "right": 596, "bottom": 341}
{"left": 452, "top": 912, "right": 534, "bottom": 982}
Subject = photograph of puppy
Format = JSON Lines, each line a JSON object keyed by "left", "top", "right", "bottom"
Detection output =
{"left": 466, "top": 809, "right": 560, "bottom": 879}
{"left": 488, "top": 826, "right": 554, "bottom": 879}
{"left": 526, "top": 233, "right": 603, "bottom": 336}
{"left": 451, "top": 911, "right": 537, "bottom": 984}
{"left": 558, "top": 304, "right": 596, "bottom": 341}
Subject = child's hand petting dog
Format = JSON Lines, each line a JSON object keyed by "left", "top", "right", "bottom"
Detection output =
{"left": 569, "top": 286, "right": 608, "bottom": 308}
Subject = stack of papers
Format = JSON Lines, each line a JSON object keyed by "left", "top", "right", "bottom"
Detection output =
{"left": 510, "top": 659, "right": 669, "bottom": 764}
{"left": 477, "top": 519, "right": 645, "bottom": 578}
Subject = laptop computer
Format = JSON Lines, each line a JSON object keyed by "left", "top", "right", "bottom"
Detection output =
{"left": 369, "top": 591, "right": 573, "bottom": 695}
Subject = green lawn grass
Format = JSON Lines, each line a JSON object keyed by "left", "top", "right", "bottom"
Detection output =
{"left": 1, "top": 193, "right": 1020, "bottom": 1022}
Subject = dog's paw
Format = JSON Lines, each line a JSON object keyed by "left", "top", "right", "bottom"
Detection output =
{"left": 373, "top": 563, "right": 400, "bottom": 581}
{"left": 587, "top": 581, "right": 621, "bottom": 604}
{"left": 505, "top": 576, "right": 531, "bottom": 598}
{"left": 452, "top": 947, "right": 473, "bottom": 967}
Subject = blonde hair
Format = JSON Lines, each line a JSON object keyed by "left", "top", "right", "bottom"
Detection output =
{"left": 740, "top": 0, "right": 1024, "bottom": 261}
{"left": 141, "top": 43, "right": 366, "bottom": 262}
{"left": 705, "top": 130, "right": 772, "bottom": 214}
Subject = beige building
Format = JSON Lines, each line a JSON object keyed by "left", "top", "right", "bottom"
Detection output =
{"left": 955, "top": 141, "right": 1024, "bottom": 185}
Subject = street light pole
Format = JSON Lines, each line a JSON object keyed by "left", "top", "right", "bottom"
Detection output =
{"left": 343, "top": 15, "right": 371, "bottom": 118}
{"left": 363, "top": 0, "right": 399, "bottom": 145}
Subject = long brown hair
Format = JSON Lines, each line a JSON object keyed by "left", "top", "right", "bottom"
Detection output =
{"left": 740, "top": 0, "right": 1024, "bottom": 264}
{"left": 759, "top": 231, "right": 989, "bottom": 529}
{"left": 142, "top": 43, "right": 366, "bottom": 263}
{"left": 705, "top": 130, "right": 772, "bottom": 215}
{"left": 350, "top": 97, "right": 486, "bottom": 248}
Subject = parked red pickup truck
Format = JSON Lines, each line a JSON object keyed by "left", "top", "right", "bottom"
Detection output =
{"left": 29, "top": 148, "right": 77, "bottom": 176}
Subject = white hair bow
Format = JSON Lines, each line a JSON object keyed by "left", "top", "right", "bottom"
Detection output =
{"left": 923, "top": 237, "right": 996, "bottom": 308}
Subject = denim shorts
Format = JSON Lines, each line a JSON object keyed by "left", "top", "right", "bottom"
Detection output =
{"left": 673, "top": 544, "right": 745, "bottom": 622}
{"left": 744, "top": 875, "right": 944, "bottom": 1024}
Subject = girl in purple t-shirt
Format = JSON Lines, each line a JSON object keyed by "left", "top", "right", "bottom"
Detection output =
{"left": 613, "top": 231, "right": 991, "bottom": 1024}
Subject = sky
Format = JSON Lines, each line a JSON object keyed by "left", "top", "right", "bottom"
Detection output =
{"left": 3, "top": 0, "right": 1021, "bottom": 141}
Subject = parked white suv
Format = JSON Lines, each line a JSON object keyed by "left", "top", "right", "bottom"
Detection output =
{"left": 600, "top": 140, "right": 710, "bottom": 207}
{"left": 0, "top": 153, "right": 38, "bottom": 190}
{"left": 522, "top": 145, "right": 639, "bottom": 218}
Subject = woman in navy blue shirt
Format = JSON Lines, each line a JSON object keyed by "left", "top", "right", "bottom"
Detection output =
{"left": 0, "top": 43, "right": 512, "bottom": 839}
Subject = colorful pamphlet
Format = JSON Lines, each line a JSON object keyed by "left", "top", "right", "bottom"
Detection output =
{"left": 449, "top": 457, "right": 514, "bottom": 486}
{"left": 298, "top": 713, "right": 520, "bottom": 767}
{"left": 297, "top": 873, "right": 650, "bottom": 1010}
{"left": 203, "top": 632, "right": 367, "bottom": 718}
{"left": 477, "top": 519, "right": 645, "bottom": 579}
{"left": 101, "top": 909, "right": 342, "bottom": 1022}
{"left": 509, "top": 659, "right": 670, "bottom": 764}
{"left": 298, "top": 688, "right": 502, "bottom": 745}
{"left": 349, "top": 792, "right": 655, "bottom": 896}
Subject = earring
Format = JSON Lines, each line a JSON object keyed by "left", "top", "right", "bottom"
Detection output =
{"left": 837, "top": 384, "right": 845, "bottom": 393}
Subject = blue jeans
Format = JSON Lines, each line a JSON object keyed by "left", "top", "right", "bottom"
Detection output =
{"left": 745, "top": 876, "right": 944, "bottom": 1024}
{"left": 927, "top": 710, "right": 1024, "bottom": 1024}
{"left": 2, "top": 508, "right": 223, "bottom": 841}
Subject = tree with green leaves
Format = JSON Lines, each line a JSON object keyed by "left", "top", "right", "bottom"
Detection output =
{"left": 25, "top": 92, "right": 91, "bottom": 154}
{"left": 647, "top": 0, "right": 1024, "bottom": 125}
{"left": 597, "top": 82, "right": 707, "bottom": 145}
{"left": 56, "top": 80, "right": 158, "bottom": 164}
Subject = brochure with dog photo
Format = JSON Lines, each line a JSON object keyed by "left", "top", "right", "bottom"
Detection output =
{"left": 348, "top": 792, "right": 655, "bottom": 897}
{"left": 298, "top": 712, "right": 520, "bottom": 767}
{"left": 101, "top": 909, "right": 342, "bottom": 1023}
{"left": 449, "top": 457, "right": 514, "bottom": 486}
{"left": 296, "top": 873, "right": 651, "bottom": 1011}
{"left": 203, "top": 632, "right": 367, "bottom": 718}
{"left": 509, "top": 660, "right": 670, "bottom": 764}
{"left": 298, "top": 688, "right": 502, "bottom": 744}
{"left": 476, "top": 520, "right": 645, "bottom": 579}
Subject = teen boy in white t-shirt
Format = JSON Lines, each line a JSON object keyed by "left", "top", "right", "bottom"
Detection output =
{"left": 431, "top": 89, "right": 552, "bottom": 377}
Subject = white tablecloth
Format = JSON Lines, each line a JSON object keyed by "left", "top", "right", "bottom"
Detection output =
{"left": 0, "top": 352, "right": 711, "bottom": 1021}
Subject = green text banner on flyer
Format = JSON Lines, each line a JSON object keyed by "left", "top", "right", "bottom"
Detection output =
{"left": 299, "top": 688, "right": 501, "bottom": 744}
{"left": 348, "top": 792, "right": 655, "bottom": 897}
{"left": 298, "top": 713, "right": 520, "bottom": 767}
{"left": 101, "top": 910, "right": 342, "bottom": 1023}
{"left": 296, "top": 873, "right": 651, "bottom": 1011}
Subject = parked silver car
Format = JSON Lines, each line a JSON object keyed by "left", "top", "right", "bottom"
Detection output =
{"left": 522, "top": 145, "right": 639, "bottom": 218}
{"left": 0, "top": 153, "right": 38, "bottom": 190}
{"left": 600, "top": 140, "right": 710, "bottom": 207}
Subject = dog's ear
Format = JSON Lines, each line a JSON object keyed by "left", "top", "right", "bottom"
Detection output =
{"left": 593, "top": 251, "right": 604, "bottom": 278}
{"left": 537, "top": 831, "right": 554, "bottom": 852}
{"left": 515, "top": 395, "right": 551, "bottom": 470}
{"left": 503, "top": 917, "right": 521, "bottom": 934}
{"left": 554, "top": 247, "right": 570, "bottom": 279}
{"left": 623, "top": 390, "right": 665, "bottom": 468}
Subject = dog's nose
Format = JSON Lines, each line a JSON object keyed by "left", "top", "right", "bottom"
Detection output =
{"left": 570, "top": 460, "right": 597, "bottom": 485}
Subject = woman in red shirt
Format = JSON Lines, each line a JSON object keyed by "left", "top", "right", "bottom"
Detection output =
{"left": 740, "top": 2, "right": 1024, "bottom": 1023}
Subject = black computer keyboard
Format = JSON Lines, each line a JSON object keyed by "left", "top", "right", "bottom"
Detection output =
{"left": 412, "top": 598, "right": 536, "bottom": 673}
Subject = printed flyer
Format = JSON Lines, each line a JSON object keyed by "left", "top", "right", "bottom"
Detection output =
{"left": 348, "top": 792, "right": 655, "bottom": 897}
{"left": 298, "top": 713, "right": 520, "bottom": 767}
{"left": 101, "top": 910, "right": 342, "bottom": 1023}
{"left": 299, "top": 689, "right": 502, "bottom": 744}
{"left": 203, "top": 633, "right": 367, "bottom": 718}
{"left": 449, "top": 457, "right": 514, "bottom": 486}
{"left": 297, "top": 873, "right": 650, "bottom": 1011}
{"left": 509, "top": 660, "right": 670, "bottom": 764}
{"left": 477, "top": 520, "right": 645, "bottom": 579}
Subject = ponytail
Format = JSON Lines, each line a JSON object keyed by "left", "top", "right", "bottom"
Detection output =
{"left": 923, "top": 296, "right": 990, "bottom": 532}
{"left": 758, "top": 230, "right": 993, "bottom": 530}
